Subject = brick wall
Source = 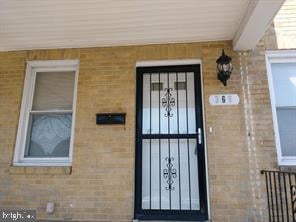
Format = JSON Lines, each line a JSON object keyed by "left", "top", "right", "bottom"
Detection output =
{"left": 238, "top": 24, "right": 279, "bottom": 222}
{"left": 274, "top": 0, "right": 296, "bottom": 49}
{"left": 0, "top": 27, "right": 278, "bottom": 221}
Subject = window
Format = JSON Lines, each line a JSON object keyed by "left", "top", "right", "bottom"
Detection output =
{"left": 266, "top": 51, "right": 296, "bottom": 165}
{"left": 151, "top": 82, "right": 163, "bottom": 91}
{"left": 13, "top": 60, "right": 79, "bottom": 166}
{"left": 174, "top": 81, "right": 187, "bottom": 90}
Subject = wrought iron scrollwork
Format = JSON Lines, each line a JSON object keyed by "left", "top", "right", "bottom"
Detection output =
{"left": 291, "top": 185, "right": 296, "bottom": 220}
{"left": 163, "top": 157, "right": 177, "bottom": 190}
{"left": 162, "top": 88, "right": 175, "bottom": 117}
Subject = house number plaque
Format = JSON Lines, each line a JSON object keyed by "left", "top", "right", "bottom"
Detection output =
{"left": 209, "top": 94, "right": 239, "bottom": 106}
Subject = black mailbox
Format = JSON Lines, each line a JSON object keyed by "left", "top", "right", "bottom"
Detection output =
{"left": 96, "top": 113, "right": 126, "bottom": 125}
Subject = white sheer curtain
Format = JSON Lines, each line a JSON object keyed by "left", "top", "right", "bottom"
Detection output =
{"left": 26, "top": 114, "right": 72, "bottom": 157}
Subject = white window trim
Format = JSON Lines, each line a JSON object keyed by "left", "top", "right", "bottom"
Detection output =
{"left": 266, "top": 50, "right": 296, "bottom": 166}
{"left": 136, "top": 59, "right": 202, "bottom": 67}
{"left": 13, "top": 60, "right": 79, "bottom": 166}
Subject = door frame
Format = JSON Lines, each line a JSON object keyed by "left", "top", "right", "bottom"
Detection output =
{"left": 134, "top": 59, "right": 210, "bottom": 221}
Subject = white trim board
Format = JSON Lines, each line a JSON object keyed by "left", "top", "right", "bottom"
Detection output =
{"left": 136, "top": 59, "right": 202, "bottom": 67}
{"left": 27, "top": 60, "right": 79, "bottom": 68}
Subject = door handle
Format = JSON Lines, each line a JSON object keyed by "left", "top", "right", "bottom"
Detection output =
{"left": 198, "top": 128, "right": 202, "bottom": 144}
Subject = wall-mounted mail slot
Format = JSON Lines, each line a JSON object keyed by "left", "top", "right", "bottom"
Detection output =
{"left": 96, "top": 113, "right": 126, "bottom": 125}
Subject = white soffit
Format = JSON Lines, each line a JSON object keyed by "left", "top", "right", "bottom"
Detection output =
{"left": 0, "top": 0, "right": 284, "bottom": 51}
{"left": 233, "top": 0, "right": 286, "bottom": 51}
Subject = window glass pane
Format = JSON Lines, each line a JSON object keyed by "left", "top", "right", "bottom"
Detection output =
{"left": 32, "top": 71, "right": 75, "bottom": 110}
{"left": 159, "top": 73, "right": 169, "bottom": 134}
{"left": 168, "top": 73, "right": 178, "bottom": 134}
{"left": 141, "top": 139, "right": 200, "bottom": 210}
{"left": 151, "top": 74, "right": 161, "bottom": 134}
{"left": 271, "top": 63, "right": 296, "bottom": 107}
{"left": 142, "top": 74, "right": 151, "bottom": 134}
{"left": 187, "top": 72, "right": 196, "bottom": 134}
{"left": 142, "top": 72, "right": 196, "bottom": 135}
{"left": 25, "top": 113, "right": 72, "bottom": 157}
{"left": 174, "top": 81, "right": 186, "bottom": 90}
{"left": 277, "top": 108, "right": 296, "bottom": 157}
{"left": 177, "top": 72, "right": 196, "bottom": 134}
{"left": 151, "top": 82, "right": 163, "bottom": 91}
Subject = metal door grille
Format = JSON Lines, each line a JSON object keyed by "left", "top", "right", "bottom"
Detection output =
{"left": 135, "top": 65, "right": 208, "bottom": 221}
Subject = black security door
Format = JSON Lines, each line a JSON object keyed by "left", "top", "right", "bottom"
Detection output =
{"left": 135, "top": 65, "right": 208, "bottom": 221}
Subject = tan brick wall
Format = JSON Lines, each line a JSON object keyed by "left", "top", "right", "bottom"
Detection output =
{"left": 0, "top": 31, "right": 278, "bottom": 221}
{"left": 274, "top": 0, "right": 296, "bottom": 49}
{"left": 238, "top": 24, "right": 279, "bottom": 221}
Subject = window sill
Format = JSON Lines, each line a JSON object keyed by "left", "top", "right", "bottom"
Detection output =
{"left": 13, "top": 161, "right": 71, "bottom": 167}
{"left": 9, "top": 166, "right": 72, "bottom": 175}
{"left": 279, "top": 158, "right": 296, "bottom": 166}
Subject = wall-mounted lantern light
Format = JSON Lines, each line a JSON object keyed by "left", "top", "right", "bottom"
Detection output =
{"left": 216, "top": 49, "right": 233, "bottom": 86}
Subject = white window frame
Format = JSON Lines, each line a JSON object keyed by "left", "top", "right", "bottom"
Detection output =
{"left": 13, "top": 60, "right": 79, "bottom": 166}
{"left": 266, "top": 50, "right": 296, "bottom": 166}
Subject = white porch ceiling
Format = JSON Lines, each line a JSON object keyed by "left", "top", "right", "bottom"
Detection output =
{"left": 0, "top": 0, "right": 284, "bottom": 52}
